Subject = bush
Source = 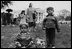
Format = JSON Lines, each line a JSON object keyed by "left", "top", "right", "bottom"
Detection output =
{"left": 65, "top": 16, "right": 71, "bottom": 21}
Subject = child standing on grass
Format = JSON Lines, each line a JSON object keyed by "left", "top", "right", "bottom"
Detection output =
{"left": 42, "top": 7, "right": 60, "bottom": 48}
{"left": 19, "top": 10, "right": 27, "bottom": 25}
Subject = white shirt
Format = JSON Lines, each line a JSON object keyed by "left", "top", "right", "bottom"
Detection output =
{"left": 20, "top": 14, "right": 27, "bottom": 25}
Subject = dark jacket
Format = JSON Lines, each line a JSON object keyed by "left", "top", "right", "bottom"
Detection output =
{"left": 42, "top": 15, "right": 60, "bottom": 31}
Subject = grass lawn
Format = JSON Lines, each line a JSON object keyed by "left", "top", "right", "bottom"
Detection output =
{"left": 1, "top": 23, "right": 71, "bottom": 48}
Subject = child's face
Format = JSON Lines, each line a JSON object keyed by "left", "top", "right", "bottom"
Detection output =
{"left": 20, "top": 27, "right": 28, "bottom": 32}
{"left": 47, "top": 10, "right": 54, "bottom": 14}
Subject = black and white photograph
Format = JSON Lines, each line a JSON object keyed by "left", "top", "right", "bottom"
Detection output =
{"left": 1, "top": 1, "right": 71, "bottom": 48}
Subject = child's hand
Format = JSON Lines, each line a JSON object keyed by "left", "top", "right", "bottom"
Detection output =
{"left": 42, "top": 27, "right": 46, "bottom": 30}
{"left": 15, "top": 42, "right": 21, "bottom": 47}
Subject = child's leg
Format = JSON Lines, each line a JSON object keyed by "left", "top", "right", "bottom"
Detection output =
{"left": 48, "top": 28, "right": 55, "bottom": 47}
{"left": 31, "top": 22, "right": 35, "bottom": 32}
{"left": 28, "top": 22, "right": 32, "bottom": 31}
{"left": 32, "top": 22, "right": 36, "bottom": 31}
{"left": 45, "top": 28, "right": 50, "bottom": 47}
{"left": 46, "top": 28, "right": 55, "bottom": 48}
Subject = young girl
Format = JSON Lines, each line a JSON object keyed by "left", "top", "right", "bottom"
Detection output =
{"left": 19, "top": 10, "right": 27, "bottom": 25}
{"left": 14, "top": 24, "right": 34, "bottom": 48}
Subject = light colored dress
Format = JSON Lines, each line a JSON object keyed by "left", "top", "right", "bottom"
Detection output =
{"left": 19, "top": 14, "right": 27, "bottom": 25}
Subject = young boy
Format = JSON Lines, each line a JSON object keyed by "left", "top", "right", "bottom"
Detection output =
{"left": 14, "top": 24, "right": 34, "bottom": 48}
{"left": 42, "top": 7, "right": 60, "bottom": 48}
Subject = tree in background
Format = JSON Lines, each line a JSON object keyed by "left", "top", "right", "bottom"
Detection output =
{"left": 1, "top": 1, "right": 13, "bottom": 25}
{"left": 65, "top": 16, "right": 71, "bottom": 21}
{"left": 1, "top": 1, "right": 12, "bottom": 9}
{"left": 58, "top": 9, "right": 71, "bottom": 21}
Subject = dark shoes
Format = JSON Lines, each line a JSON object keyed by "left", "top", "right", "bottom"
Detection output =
{"left": 46, "top": 44, "right": 55, "bottom": 48}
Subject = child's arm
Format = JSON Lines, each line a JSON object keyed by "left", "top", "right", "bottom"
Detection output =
{"left": 54, "top": 17, "right": 60, "bottom": 32}
{"left": 42, "top": 18, "right": 47, "bottom": 30}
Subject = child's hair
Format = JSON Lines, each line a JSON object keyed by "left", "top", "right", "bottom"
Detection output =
{"left": 47, "top": 7, "right": 54, "bottom": 12}
{"left": 29, "top": 3, "right": 32, "bottom": 7}
{"left": 21, "top": 10, "right": 25, "bottom": 14}
{"left": 19, "top": 24, "right": 28, "bottom": 29}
